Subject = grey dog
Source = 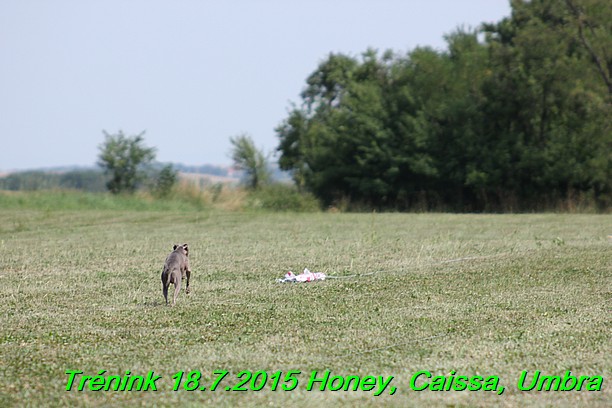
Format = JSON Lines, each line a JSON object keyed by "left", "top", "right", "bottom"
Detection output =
{"left": 161, "top": 243, "right": 192, "bottom": 306}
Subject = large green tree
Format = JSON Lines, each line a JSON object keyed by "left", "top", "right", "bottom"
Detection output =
{"left": 97, "top": 130, "right": 156, "bottom": 194}
{"left": 276, "top": 0, "right": 611, "bottom": 211}
{"left": 479, "top": 0, "right": 611, "bottom": 208}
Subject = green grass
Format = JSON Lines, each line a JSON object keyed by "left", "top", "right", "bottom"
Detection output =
{"left": 0, "top": 198, "right": 610, "bottom": 407}
{"left": 0, "top": 190, "right": 206, "bottom": 212}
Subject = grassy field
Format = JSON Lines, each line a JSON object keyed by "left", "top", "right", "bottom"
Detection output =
{"left": 0, "top": 195, "right": 610, "bottom": 407}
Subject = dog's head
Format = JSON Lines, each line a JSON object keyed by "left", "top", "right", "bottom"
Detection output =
{"left": 173, "top": 243, "right": 189, "bottom": 257}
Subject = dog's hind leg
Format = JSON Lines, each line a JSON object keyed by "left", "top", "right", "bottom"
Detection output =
{"left": 162, "top": 271, "right": 170, "bottom": 305}
{"left": 185, "top": 269, "right": 191, "bottom": 294}
{"left": 163, "top": 284, "right": 169, "bottom": 305}
{"left": 173, "top": 275, "right": 181, "bottom": 306}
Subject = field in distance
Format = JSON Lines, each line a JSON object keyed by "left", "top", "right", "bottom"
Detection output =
{"left": 0, "top": 205, "right": 610, "bottom": 407}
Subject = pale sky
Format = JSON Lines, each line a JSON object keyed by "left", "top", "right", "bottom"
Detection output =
{"left": 0, "top": 0, "right": 511, "bottom": 172}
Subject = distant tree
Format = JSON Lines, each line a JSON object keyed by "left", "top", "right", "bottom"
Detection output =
{"left": 229, "top": 133, "right": 270, "bottom": 190}
{"left": 97, "top": 130, "right": 156, "bottom": 194}
{"left": 153, "top": 164, "right": 178, "bottom": 198}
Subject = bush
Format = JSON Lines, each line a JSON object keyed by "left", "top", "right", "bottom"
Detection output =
{"left": 246, "top": 183, "right": 321, "bottom": 212}
{"left": 152, "top": 164, "right": 178, "bottom": 198}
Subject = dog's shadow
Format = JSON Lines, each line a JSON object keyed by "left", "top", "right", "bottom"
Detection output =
{"left": 141, "top": 300, "right": 168, "bottom": 307}
{"left": 140, "top": 297, "right": 193, "bottom": 307}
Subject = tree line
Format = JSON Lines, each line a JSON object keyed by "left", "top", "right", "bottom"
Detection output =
{"left": 0, "top": 131, "right": 286, "bottom": 197}
{"left": 275, "top": 0, "right": 611, "bottom": 211}
{"left": 0, "top": 169, "right": 108, "bottom": 192}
